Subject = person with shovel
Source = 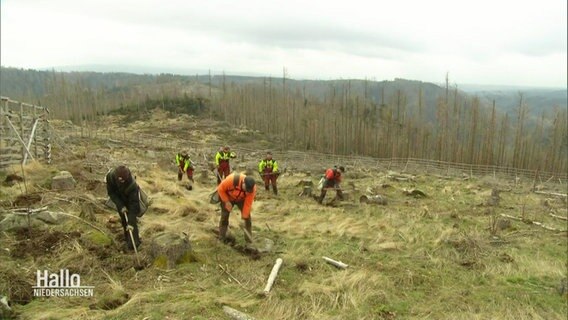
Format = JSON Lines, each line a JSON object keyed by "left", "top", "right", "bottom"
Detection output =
{"left": 106, "top": 165, "right": 142, "bottom": 251}
{"left": 175, "top": 150, "right": 195, "bottom": 182}
{"left": 258, "top": 151, "right": 279, "bottom": 195}
{"left": 216, "top": 173, "right": 256, "bottom": 244}
{"left": 215, "top": 146, "right": 236, "bottom": 184}
{"left": 317, "top": 166, "right": 345, "bottom": 204}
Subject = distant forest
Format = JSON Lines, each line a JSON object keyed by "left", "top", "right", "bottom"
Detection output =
{"left": 1, "top": 66, "right": 566, "bottom": 174}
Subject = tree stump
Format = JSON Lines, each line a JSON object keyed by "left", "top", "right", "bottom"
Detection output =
{"left": 298, "top": 186, "right": 313, "bottom": 197}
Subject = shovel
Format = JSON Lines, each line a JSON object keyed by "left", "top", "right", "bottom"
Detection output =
{"left": 213, "top": 168, "right": 223, "bottom": 184}
{"left": 237, "top": 219, "right": 261, "bottom": 254}
{"left": 122, "top": 211, "right": 141, "bottom": 267}
{"left": 238, "top": 223, "right": 254, "bottom": 243}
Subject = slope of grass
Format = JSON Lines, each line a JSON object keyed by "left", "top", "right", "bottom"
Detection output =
{"left": 1, "top": 112, "right": 566, "bottom": 320}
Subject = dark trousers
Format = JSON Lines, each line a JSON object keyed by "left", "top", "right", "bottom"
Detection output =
{"left": 218, "top": 201, "right": 252, "bottom": 243}
{"left": 119, "top": 210, "right": 140, "bottom": 249}
{"left": 318, "top": 180, "right": 343, "bottom": 203}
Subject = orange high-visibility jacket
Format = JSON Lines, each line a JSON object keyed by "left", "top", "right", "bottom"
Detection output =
{"left": 217, "top": 173, "right": 256, "bottom": 219}
{"left": 325, "top": 168, "right": 342, "bottom": 183}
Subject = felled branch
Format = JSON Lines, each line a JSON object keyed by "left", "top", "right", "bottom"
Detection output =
{"left": 323, "top": 256, "right": 349, "bottom": 269}
{"left": 534, "top": 191, "right": 567, "bottom": 198}
{"left": 549, "top": 213, "right": 568, "bottom": 221}
{"left": 263, "top": 258, "right": 283, "bottom": 295}
{"left": 500, "top": 214, "right": 566, "bottom": 232}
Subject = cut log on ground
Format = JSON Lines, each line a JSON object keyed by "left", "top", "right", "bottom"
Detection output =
{"left": 549, "top": 213, "right": 568, "bottom": 221}
{"left": 360, "top": 195, "right": 387, "bottom": 205}
{"left": 263, "top": 258, "right": 283, "bottom": 295}
{"left": 387, "top": 172, "right": 416, "bottom": 182}
{"left": 500, "top": 214, "right": 567, "bottom": 232}
{"left": 534, "top": 191, "right": 567, "bottom": 198}
{"left": 323, "top": 256, "right": 348, "bottom": 269}
{"left": 402, "top": 189, "right": 427, "bottom": 198}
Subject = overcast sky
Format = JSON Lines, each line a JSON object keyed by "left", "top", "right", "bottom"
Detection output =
{"left": 1, "top": 0, "right": 566, "bottom": 87}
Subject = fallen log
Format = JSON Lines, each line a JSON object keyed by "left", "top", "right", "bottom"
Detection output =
{"left": 534, "top": 191, "right": 567, "bottom": 198}
{"left": 402, "top": 188, "right": 427, "bottom": 198}
{"left": 263, "top": 258, "right": 283, "bottom": 295}
{"left": 360, "top": 195, "right": 387, "bottom": 205}
{"left": 222, "top": 306, "right": 256, "bottom": 320}
{"left": 500, "top": 214, "right": 566, "bottom": 232}
{"left": 9, "top": 206, "right": 48, "bottom": 213}
{"left": 549, "top": 213, "right": 568, "bottom": 221}
{"left": 323, "top": 256, "right": 348, "bottom": 269}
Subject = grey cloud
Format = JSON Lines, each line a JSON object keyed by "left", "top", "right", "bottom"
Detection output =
{"left": 170, "top": 15, "right": 424, "bottom": 60}
{"left": 508, "top": 35, "right": 567, "bottom": 57}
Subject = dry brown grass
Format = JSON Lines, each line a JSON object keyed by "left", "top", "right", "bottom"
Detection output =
{"left": 1, "top": 114, "right": 566, "bottom": 320}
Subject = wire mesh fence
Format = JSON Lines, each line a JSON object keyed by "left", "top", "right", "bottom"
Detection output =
{"left": 60, "top": 128, "right": 567, "bottom": 191}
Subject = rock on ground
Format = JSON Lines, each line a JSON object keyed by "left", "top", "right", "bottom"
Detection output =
{"left": 51, "top": 171, "right": 76, "bottom": 190}
{"left": 149, "top": 232, "right": 192, "bottom": 268}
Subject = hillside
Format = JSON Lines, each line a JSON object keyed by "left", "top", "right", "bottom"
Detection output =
{"left": 3, "top": 66, "right": 566, "bottom": 122}
{"left": 1, "top": 110, "right": 566, "bottom": 319}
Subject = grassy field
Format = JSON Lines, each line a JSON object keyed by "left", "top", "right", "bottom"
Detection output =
{"left": 1, "top": 112, "right": 566, "bottom": 320}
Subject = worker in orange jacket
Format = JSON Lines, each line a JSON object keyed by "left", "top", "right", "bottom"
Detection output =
{"left": 216, "top": 173, "right": 256, "bottom": 243}
{"left": 317, "top": 166, "right": 345, "bottom": 204}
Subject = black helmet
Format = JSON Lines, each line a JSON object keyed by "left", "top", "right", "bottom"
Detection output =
{"left": 244, "top": 176, "right": 255, "bottom": 192}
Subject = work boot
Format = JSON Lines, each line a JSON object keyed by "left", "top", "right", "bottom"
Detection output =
{"left": 273, "top": 186, "right": 278, "bottom": 195}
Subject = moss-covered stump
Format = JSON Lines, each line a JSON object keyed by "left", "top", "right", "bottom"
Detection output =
{"left": 149, "top": 232, "right": 193, "bottom": 268}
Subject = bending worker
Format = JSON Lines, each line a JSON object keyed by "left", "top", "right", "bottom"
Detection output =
{"left": 106, "top": 165, "right": 142, "bottom": 250}
{"left": 217, "top": 173, "right": 256, "bottom": 243}
{"left": 317, "top": 166, "right": 345, "bottom": 204}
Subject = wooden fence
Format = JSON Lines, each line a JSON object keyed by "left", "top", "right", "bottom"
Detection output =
{"left": 0, "top": 96, "right": 51, "bottom": 168}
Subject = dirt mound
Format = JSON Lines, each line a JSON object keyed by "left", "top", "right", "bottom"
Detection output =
{"left": 13, "top": 193, "right": 42, "bottom": 207}
{"left": 4, "top": 174, "right": 24, "bottom": 186}
{"left": 11, "top": 229, "right": 81, "bottom": 259}
{"left": 85, "top": 180, "right": 106, "bottom": 194}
